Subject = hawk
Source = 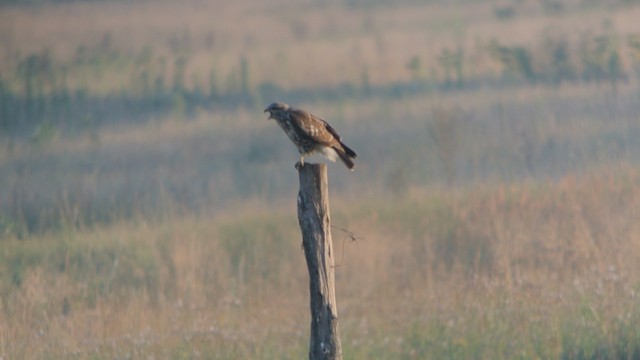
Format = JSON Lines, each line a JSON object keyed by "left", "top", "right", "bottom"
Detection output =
{"left": 264, "top": 102, "right": 357, "bottom": 170}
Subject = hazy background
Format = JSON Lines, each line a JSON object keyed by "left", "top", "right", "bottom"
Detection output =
{"left": 1, "top": 0, "right": 640, "bottom": 358}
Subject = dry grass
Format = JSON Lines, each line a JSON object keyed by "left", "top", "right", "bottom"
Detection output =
{"left": 1, "top": 164, "right": 639, "bottom": 358}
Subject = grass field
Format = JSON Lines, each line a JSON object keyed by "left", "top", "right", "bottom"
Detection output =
{"left": 2, "top": 0, "right": 640, "bottom": 358}
{"left": 2, "top": 166, "right": 640, "bottom": 358}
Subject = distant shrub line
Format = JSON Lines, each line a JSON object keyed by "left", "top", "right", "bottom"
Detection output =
{"left": 2, "top": 31, "right": 640, "bottom": 139}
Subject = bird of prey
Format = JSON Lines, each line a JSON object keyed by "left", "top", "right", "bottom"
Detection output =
{"left": 264, "top": 102, "right": 357, "bottom": 170}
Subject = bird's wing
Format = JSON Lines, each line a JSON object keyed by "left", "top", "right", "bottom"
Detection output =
{"left": 289, "top": 108, "right": 339, "bottom": 145}
{"left": 319, "top": 118, "right": 343, "bottom": 142}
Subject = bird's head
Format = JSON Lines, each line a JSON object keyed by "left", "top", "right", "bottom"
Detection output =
{"left": 264, "top": 102, "right": 290, "bottom": 120}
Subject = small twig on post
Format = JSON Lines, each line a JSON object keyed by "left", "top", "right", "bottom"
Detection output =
{"left": 331, "top": 225, "right": 363, "bottom": 268}
{"left": 296, "top": 163, "right": 343, "bottom": 360}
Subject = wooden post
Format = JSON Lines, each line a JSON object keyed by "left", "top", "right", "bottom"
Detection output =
{"left": 296, "top": 163, "right": 342, "bottom": 360}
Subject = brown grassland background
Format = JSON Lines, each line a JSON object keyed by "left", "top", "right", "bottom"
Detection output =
{"left": 2, "top": 0, "right": 640, "bottom": 358}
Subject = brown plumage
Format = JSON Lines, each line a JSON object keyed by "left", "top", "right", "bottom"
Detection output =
{"left": 264, "top": 102, "right": 357, "bottom": 170}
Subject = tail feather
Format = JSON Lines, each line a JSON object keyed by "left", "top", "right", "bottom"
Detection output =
{"left": 334, "top": 143, "right": 357, "bottom": 170}
{"left": 342, "top": 142, "right": 357, "bottom": 158}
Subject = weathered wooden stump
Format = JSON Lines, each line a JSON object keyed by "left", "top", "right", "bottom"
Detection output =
{"left": 296, "top": 163, "right": 342, "bottom": 360}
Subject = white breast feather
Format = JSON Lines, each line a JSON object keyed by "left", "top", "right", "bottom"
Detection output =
{"left": 319, "top": 146, "right": 338, "bottom": 162}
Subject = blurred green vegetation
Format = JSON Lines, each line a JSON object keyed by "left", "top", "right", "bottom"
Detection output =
{"left": 0, "top": 230, "right": 162, "bottom": 310}
{"left": 2, "top": 23, "right": 640, "bottom": 236}
{"left": 0, "top": 17, "right": 637, "bottom": 140}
